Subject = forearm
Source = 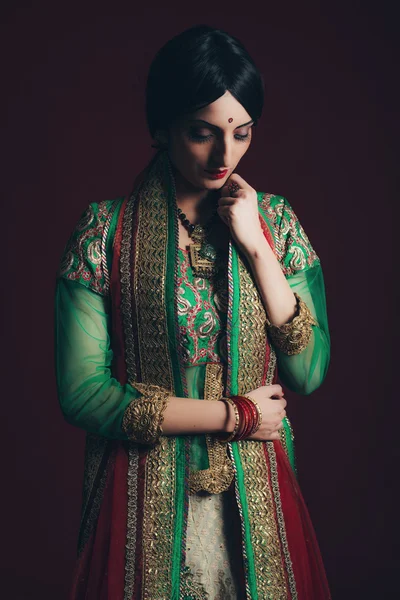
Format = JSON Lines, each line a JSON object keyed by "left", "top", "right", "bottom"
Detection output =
{"left": 161, "top": 396, "right": 232, "bottom": 436}
{"left": 242, "top": 234, "right": 297, "bottom": 326}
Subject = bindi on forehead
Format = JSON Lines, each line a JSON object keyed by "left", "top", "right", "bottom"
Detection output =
{"left": 188, "top": 118, "right": 254, "bottom": 130}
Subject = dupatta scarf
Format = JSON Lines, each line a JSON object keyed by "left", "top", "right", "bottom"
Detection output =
{"left": 58, "top": 148, "right": 331, "bottom": 600}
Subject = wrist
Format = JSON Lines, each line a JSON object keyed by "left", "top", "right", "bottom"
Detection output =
{"left": 241, "top": 232, "right": 270, "bottom": 261}
{"left": 223, "top": 400, "right": 237, "bottom": 433}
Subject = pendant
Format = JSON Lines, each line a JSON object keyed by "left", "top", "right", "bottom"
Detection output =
{"left": 189, "top": 224, "right": 218, "bottom": 278}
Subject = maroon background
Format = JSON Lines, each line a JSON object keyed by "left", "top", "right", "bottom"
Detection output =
{"left": 1, "top": 2, "right": 398, "bottom": 599}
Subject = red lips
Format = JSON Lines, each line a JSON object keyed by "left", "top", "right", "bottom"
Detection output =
{"left": 204, "top": 169, "right": 228, "bottom": 180}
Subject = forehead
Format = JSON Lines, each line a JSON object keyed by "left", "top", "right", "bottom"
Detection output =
{"left": 188, "top": 91, "right": 252, "bottom": 126}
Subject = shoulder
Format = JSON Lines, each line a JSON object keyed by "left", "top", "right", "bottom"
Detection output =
{"left": 57, "top": 197, "right": 124, "bottom": 295}
{"left": 257, "top": 191, "right": 320, "bottom": 275}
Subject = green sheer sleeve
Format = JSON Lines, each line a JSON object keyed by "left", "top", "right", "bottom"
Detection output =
{"left": 258, "top": 192, "right": 331, "bottom": 395}
{"left": 274, "top": 263, "right": 330, "bottom": 395}
{"left": 55, "top": 277, "right": 139, "bottom": 439}
{"left": 54, "top": 199, "right": 174, "bottom": 441}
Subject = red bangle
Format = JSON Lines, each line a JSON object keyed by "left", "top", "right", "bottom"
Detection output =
{"left": 218, "top": 394, "right": 261, "bottom": 443}
{"left": 237, "top": 399, "right": 251, "bottom": 440}
{"left": 230, "top": 396, "right": 257, "bottom": 441}
{"left": 241, "top": 396, "right": 259, "bottom": 437}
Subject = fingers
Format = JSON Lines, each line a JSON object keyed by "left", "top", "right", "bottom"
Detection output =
{"left": 218, "top": 196, "right": 238, "bottom": 206}
{"left": 222, "top": 172, "right": 253, "bottom": 192}
{"left": 271, "top": 397, "right": 286, "bottom": 410}
{"left": 268, "top": 384, "right": 283, "bottom": 396}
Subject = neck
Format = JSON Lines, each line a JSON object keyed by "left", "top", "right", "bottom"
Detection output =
{"left": 171, "top": 163, "right": 220, "bottom": 220}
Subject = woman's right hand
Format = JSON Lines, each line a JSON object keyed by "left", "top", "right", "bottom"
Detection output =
{"left": 245, "top": 384, "right": 287, "bottom": 441}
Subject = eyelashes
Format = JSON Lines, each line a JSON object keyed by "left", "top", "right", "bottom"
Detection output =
{"left": 187, "top": 131, "right": 251, "bottom": 144}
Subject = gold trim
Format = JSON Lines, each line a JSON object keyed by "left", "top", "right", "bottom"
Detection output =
{"left": 120, "top": 193, "right": 138, "bottom": 382}
{"left": 77, "top": 434, "right": 112, "bottom": 556}
{"left": 119, "top": 152, "right": 178, "bottom": 598}
{"left": 235, "top": 246, "right": 289, "bottom": 597}
{"left": 238, "top": 441, "right": 288, "bottom": 598}
{"left": 267, "top": 442, "right": 298, "bottom": 599}
{"left": 124, "top": 444, "right": 139, "bottom": 600}
{"left": 267, "top": 292, "right": 317, "bottom": 355}
{"left": 135, "top": 154, "right": 174, "bottom": 388}
{"left": 122, "top": 383, "right": 171, "bottom": 445}
{"left": 189, "top": 363, "right": 235, "bottom": 494}
{"left": 237, "top": 253, "right": 269, "bottom": 394}
{"left": 142, "top": 436, "right": 177, "bottom": 600}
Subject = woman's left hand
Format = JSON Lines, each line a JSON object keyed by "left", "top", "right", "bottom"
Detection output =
{"left": 218, "top": 173, "right": 264, "bottom": 255}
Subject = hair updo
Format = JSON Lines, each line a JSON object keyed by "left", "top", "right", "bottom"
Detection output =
{"left": 145, "top": 24, "right": 265, "bottom": 142}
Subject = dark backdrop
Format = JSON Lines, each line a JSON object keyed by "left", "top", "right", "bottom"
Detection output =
{"left": 1, "top": 2, "right": 398, "bottom": 599}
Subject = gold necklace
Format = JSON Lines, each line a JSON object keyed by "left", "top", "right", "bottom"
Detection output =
{"left": 177, "top": 207, "right": 219, "bottom": 279}
{"left": 167, "top": 155, "right": 221, "bottom": 279}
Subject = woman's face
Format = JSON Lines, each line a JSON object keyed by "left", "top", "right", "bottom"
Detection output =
{"left": 164, "top": 91, "right": 254, "bottom": 192}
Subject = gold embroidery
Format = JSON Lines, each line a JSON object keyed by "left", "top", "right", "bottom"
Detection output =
{"left": 100, "top": 200, "right": 118, "bottom": 295}
{"left": 279, "top": 416, "right": 294, "bottom": 463}
{"left": 180, "top": 566, "right": 208, "bottom": 599}
{"left": 259, "top": 193, "right": 285, "bottom": 262}
{"left": 122, "top": 383, "right": 171, "bottom": 444}
{"left": 120, "top": 193, "right": 138, "bottom": 383}
{"left": 142, "top": 436, "right": 177, "bottom": 600}
{"left": 77, "top": 434, "right": 112, "bottom": 556}
{"left": 124, "top": 444, "right": 139, "bottom": 600}
{"left": 279, "top": 424, "right": 288, "bottom": 456}
{"left": 76, "top": 204, "right": 95, "bottom": 231}
{"left": 189, "top": 363, "right": 235, "bottom": 494}
{"left": 87, "top": 238, "right": 102, "bottom": 265}
{"left": 259, "top": 193, "right": 320, "bottom": 276}
{"left": 119, "top": 154, "right": 178, "bottom": 598}
{"left": 237, "top": 253, "right": 269, "bottom": 394}
{"left": 58, "top": 201, "right": 113, "bottom": 295}
{"left": 233, "top": 254, "right": 290, "bottom": 597}
{"left": 134, "top": 156, "right": 174, "bottom": 388}
{"left": 267, "top": 443, "right": 298, "bottom": 599}
{"left": 267, "top": 292, "right": 317, "bottom": 355}
{"left": 238, "top": 441, "right": 289, "bottom": 598}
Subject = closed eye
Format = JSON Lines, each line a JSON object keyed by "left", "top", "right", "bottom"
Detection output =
{"left": 188, "top": 129, "right": 251, "bottom": 143}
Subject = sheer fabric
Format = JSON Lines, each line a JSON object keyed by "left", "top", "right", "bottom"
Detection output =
{"left": 55, "top": 278, "right": 137, "bottom": 440}
{"left": 275, "top": 263, "right": 330, "bottom": 394}
{"left": 55, "top": 262, "right": 329, "bottom": 442}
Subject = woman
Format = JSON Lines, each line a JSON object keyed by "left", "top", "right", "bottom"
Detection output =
{"left": 55, "top": 24, "right": 331, "bottom": 599}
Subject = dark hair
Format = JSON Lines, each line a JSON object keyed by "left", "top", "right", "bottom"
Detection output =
{"left": 145, "top": 24, "right": 264, "bottom": 140}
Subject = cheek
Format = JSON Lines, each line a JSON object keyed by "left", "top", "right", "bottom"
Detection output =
{"left": 235, "top": 140, "right": 252, "bottom": 162}
{"left": 173, "top": 137, "right": 205, "bottom": 164}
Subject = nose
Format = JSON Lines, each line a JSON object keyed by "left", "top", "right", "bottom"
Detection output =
{"left": 213, "top": 135, "right": 234, "bottom": 168}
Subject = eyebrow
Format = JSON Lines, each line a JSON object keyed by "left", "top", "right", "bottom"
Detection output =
{"left": 188, "top": 118, "right": 254, "bottom": 130}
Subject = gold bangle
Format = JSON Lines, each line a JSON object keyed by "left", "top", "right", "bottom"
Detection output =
{"left": 266, "top": 292, "right": 318, "bottom": 355}
{"left": 244, "top": 395, "right": 263, "bottom": 433}
{"left": 122, "top": 383, "right": 171, "bottom": 445}
{"left": 217, "top": 397, "right": 240, "bottom": 443}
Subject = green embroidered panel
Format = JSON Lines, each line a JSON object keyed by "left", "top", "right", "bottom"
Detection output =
{"left": 257, "top": 192, "right": 320, "bottom": 276}
{"left": 176, "top": 248, "right": 228, "bottom": 366}
{"left": 57, "top": 199, "right": 122, "bottom": 296}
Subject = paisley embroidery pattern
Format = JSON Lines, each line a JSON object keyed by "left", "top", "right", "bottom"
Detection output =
{"left": 258, "top": 193, "right": 320, "bottom": 276}
{"left": 57, "top": 200, "right": 119, "bottom": 295}
{"left": 176, "top": 248, "right": 228, "bottom": 366}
